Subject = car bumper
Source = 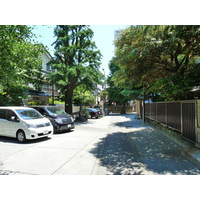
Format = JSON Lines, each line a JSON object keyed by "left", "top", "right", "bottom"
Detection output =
{"left": 25, "top": 127, "right": 54, "bottom": 140}
{"left": 90, "top": 113, "right": 100, "bottom": 118}
{"left": 54, "top": 123, "right": 75, "bottom": 132}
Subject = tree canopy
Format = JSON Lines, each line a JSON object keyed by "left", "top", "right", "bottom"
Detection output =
{"left": 0, "top": 25, "right": 44, "bottom": 105}
{"left": 107, "top": 57, "right": 140, "bottom": 113}
{"left": 48, "top": 25, "right": 103, "bottom": 114}
{"left": 114, "top": 25, "right": 200, "bottom": 101}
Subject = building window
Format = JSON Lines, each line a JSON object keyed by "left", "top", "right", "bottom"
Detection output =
{"left": 46, "top": 64, "right": 51, "bottom": 71}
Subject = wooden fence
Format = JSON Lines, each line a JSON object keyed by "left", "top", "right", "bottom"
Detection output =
{"left": 144, "top": 100, "right": 198, "bottom": 143}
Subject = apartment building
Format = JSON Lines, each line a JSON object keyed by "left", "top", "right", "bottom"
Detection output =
{"left": 23, "top": 50, "right": 59, "bottom": 105}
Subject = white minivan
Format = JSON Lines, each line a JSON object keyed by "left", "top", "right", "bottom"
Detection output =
{"left": 0, "top": 107, "right": 54, "bottom": 142}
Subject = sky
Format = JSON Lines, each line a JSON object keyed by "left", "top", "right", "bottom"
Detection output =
{"left": 32, "top": 25, "right": 128, "bottom": 77}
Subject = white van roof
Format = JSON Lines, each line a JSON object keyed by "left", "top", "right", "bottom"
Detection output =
{"left": 0, "top": 107, "right": 34, "bottom": 110}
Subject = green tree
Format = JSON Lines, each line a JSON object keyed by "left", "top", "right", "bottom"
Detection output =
{"left": 107, "top": 57, "right": 138, "bottom": 114}
{"left": 115, "top": 25, "right": 200, "bottom": 101}
{"left": 73, "top": 85, "right": 96, "bottom": 118}
{"left": 0, "top": 25, "right": 44, "bottom": 105}
{"left": 73, "top": 86, "right": 96, "bottom": 107}
{"left": 48, "top": 25, "right": 103, "bottom": 114}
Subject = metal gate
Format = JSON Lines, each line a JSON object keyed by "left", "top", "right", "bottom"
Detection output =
{"left": 144, "top": 100, "right": 197, "bottom": 143}
{"left": 182, "top": 101, "right": 196, "bottom": 143}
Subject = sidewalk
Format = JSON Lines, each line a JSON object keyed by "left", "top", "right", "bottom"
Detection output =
{"left": 146, "top": 117, "right": 200, "bottom": 171}
{"left": 94, "top": 113, "right": 200, "bottom": 175}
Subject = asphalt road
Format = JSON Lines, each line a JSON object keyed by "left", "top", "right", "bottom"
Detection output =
{"left": 0, "top": 113, "right": 200, "bottom": 175}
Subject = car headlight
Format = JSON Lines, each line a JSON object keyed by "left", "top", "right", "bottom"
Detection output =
{"left": 25, "top": 123, "right": 38, "bottom": 128}
{"left": 54, "top": 118, "right": 63, "bottom": 124}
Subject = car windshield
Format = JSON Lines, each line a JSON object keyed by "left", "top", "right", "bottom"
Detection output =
{"left": 16, "top": 109, "right": 44, "bottom": 120}
{"left": 46, "top": 107, "right": 66, "bottom": 115}
{"left": 88, "top": 108, "right": 97, "bottom": 111}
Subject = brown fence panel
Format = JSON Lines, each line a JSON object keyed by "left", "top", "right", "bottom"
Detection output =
{"left": 182, "top": 102, "right": 196, "bottom": 142}
{"left": 156, "top": 103, "right": 166, "bottom": 125}
{"left": 145, "top": 103, "right": 150, "bottom": 119}
{"left": 150, "top": 103, "right": 157, "bottom": 121}
{"left": 166, "top": 102, "right": 181, "bottom": 132}
{"left": 144, "top": 100, "right": 197, "bottom": 143}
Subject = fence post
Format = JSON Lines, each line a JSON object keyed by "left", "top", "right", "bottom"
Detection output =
{"left": 142, "top": 101, "right": 145, "bottom": 124}
{"left": 142, "top": 91, "right": 146, "bottom": 124}
{"left": 156, "top": 102, "right": 157, "bottom": 122}
{"left": 165, "top": 102, "right": 168, "bottom": 127}
{"left": 195, "top": 100, "right": 200, "bottom": 148}
{"left": 180, "top": 101, "right": 183, "bottom": 137}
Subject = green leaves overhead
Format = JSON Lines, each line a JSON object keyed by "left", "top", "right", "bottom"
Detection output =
{"left": 114, "top": 25, "right": 200, "bottom": 101}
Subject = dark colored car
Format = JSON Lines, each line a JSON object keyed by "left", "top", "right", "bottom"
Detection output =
{"left": 87, "top": 108, "right": 101, "bottom": 119}
{"left": 31, "top": 106, "right": 75, "bottom": 133}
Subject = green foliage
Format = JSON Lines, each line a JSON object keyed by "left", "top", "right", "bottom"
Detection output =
{"left": 49, "top": 98, "right": 64, "bottom": 105}
{"left": 107, "top": 57, "right": 137, "bottom": 105}
{"left": 48, "top": 25, "right": 103, "bottom": 114}
{"left": 0, "top": 25, "right": 44, "bottom": 105}
{"left": 82, "top": 107, "right": 90, "bottom": 119}
{"left": 114, "top": 25, "right": 200, "bottom": 101}
{"left": 73, "top": 85, "right": 96, "bottom": 106}
{"left": 27, "top": 101, "right": 43, "bottom": 105}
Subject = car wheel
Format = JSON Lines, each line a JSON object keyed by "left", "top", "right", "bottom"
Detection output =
{"left": 17, "top": 130, "right": 26, "bottom": 143}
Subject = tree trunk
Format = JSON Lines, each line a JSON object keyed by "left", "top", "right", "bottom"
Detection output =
{"left": 79, "top": 104, "right": 83, "bottom": 116}
{"left": 120, "top": 103, "right": 126, "bottom": 114}
{"left": 65, "top": 89, "right": 73, "bottom": 115}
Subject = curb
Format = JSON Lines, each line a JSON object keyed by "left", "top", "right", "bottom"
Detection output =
{"left": 91, "top": 136, "right": 106, "bottom": 175}
{"left": 145, "top": 120, "right": 200, "bottom": 170}
{"left": 181, "top": 148, "right": 200, "bottom": 170}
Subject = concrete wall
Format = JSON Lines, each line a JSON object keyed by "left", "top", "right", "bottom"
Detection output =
{"left": 106, "top": 106, "right": 134, "bottom": 114}
{"left": 56, "top": 104, "right": 80, "bottom": 113}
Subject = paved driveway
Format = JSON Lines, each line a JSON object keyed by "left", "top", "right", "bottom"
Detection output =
{"left": 0, "top": 116, "right": 111, "bottom": 175}
{"left": 0, "top": 113, "right": 200, "bottom": 175}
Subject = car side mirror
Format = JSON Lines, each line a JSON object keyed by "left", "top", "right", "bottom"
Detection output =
{"left": 43, "top": 112, "right": 48, "bottom": 117}
{"left": 11, "top": 116, "right": 19, "bottom": 122}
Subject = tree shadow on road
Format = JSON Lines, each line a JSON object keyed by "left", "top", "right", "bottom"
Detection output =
{"left": 89, "top": 127, "right": 200, "bottom": 175}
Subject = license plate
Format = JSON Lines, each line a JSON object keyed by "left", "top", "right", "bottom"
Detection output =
{"left": 60, "top": 126, "right": 68, "bottom": 130}
{"left": 43, "top": 130, "right": 49, "bottom": 134}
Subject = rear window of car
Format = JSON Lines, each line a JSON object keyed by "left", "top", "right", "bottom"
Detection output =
{"left": 0, "top": 109, "right": 6, "bottom": 119}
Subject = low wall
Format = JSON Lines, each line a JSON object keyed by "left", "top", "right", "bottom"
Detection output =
{"left": 55, "top": 104, "right": 80, "bottom": 113}
{"left": 106, "top": 106, "right": 134, "bottom": 113}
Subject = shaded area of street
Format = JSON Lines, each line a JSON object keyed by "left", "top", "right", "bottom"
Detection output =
{"left": 0, "top": 113, "right": 200, "bottom": 175}
{"left": 90, "top": 113, "right": 200, "bottom": 175}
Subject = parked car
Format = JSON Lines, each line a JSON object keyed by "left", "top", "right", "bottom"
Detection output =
{"left": 87, "top": 108, "right": 101, "bottom": 119}
{"left": 0, "top": 107, "right": 53, "bottom": 142}
{"left": 31, "top": 106, "right": 75, "bottom": 133}
{"left": 94, "top": 107, "right": 103, "bottom": 116}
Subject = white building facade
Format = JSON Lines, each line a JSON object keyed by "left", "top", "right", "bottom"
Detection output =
{"left": 23, "top": 51, "right": 59, "bottom": 105}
